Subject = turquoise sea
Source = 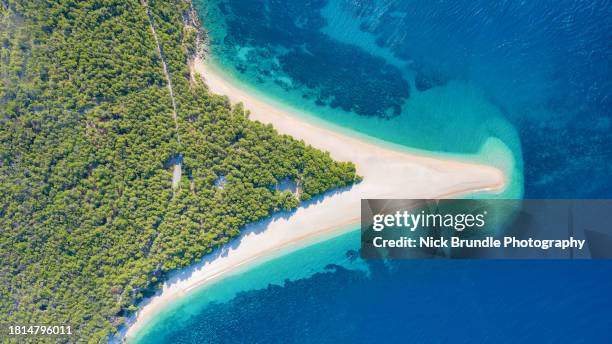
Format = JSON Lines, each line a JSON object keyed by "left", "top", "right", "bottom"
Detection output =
{"left": 133, "top": 0, "right": 612, "bottom": 342}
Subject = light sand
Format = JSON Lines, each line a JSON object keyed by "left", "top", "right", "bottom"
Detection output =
{"left": 122, "top": 58, "right": 506, "bottom": 341}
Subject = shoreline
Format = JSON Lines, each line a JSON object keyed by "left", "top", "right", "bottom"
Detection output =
{"left": 122, "top": 56, "right": 506, "bottom": 341}
{"left": 192, "top": 57, "right": 506, "bottom": 196}
{"left": 196, "top": 57, "right": 506, "bottom": 166}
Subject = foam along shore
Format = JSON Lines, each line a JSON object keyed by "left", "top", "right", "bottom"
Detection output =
{"left": 123, "top": 58, "right": 506, "bottom": 340}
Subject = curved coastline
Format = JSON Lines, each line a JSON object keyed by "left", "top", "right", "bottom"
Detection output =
{"left": 192, "top": 57, "right": 507, "bottom": 190}
{"left": 199, "top": 56, "right": 509, "bottom": 166}
{"left": 122, "top": 56, "right": 507, "bottom": 341}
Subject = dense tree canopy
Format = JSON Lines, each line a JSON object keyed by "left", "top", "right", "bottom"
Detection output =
{"left": 0, "top": 0, "right": 359, "bottom": 341}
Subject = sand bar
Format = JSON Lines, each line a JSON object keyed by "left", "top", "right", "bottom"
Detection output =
{"left": 122, "top": 58, "right": 505, "bottom": 341}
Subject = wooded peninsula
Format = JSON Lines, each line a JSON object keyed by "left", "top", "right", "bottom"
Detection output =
{"left": 0, "top": 0, "right": 359, "bottom": 341}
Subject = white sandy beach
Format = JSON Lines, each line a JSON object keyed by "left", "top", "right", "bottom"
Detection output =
{"left": 123, "top": 58, "right": 506, "bottom": 341}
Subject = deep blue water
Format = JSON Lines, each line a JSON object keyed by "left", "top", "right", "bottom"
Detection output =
{"left": 199, "top": 0, "right": 612, "bottom": 198}
{"left": 136, "top": 231, "right": 612, "bottom": 343}
{"left": 133, "top": 1, "right": 612, "bottom": 342}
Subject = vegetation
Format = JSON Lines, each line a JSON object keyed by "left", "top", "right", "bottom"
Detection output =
{"left": 0, "top": 0, "right": 359, "bottom": 342}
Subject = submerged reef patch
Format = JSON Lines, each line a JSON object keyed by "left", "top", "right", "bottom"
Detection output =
{"left": 214, "top": 0, "right": 410, "bottom": 118}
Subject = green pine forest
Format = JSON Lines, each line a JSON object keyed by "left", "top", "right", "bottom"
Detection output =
{"left": 0, "top": 0, "right": 359, "bottom": 341}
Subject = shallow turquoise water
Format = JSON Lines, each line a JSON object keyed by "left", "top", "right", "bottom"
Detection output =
{"left": 133, "top": 225, "right": 612, "bottom": 343}
{"left": 196, "top": 0, "right": 611, "bottom": 198}
{"left": 132, "top": 0, "right": 612, "bottom": 342}
{"left": 132, "top": 229, "right": 365, "bottom": 343}
{"left": 198, "top": 0, "right": 524, "bottom": 198}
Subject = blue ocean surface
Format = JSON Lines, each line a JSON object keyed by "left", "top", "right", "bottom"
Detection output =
{"left": 134, "top": 229, "right": 612, "bottom": 343}
{"left": 198, "top": 0, "right": 612, "bottom": 198}
{"left": 133, "top": 0, "right": 612, "bottom": 342}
